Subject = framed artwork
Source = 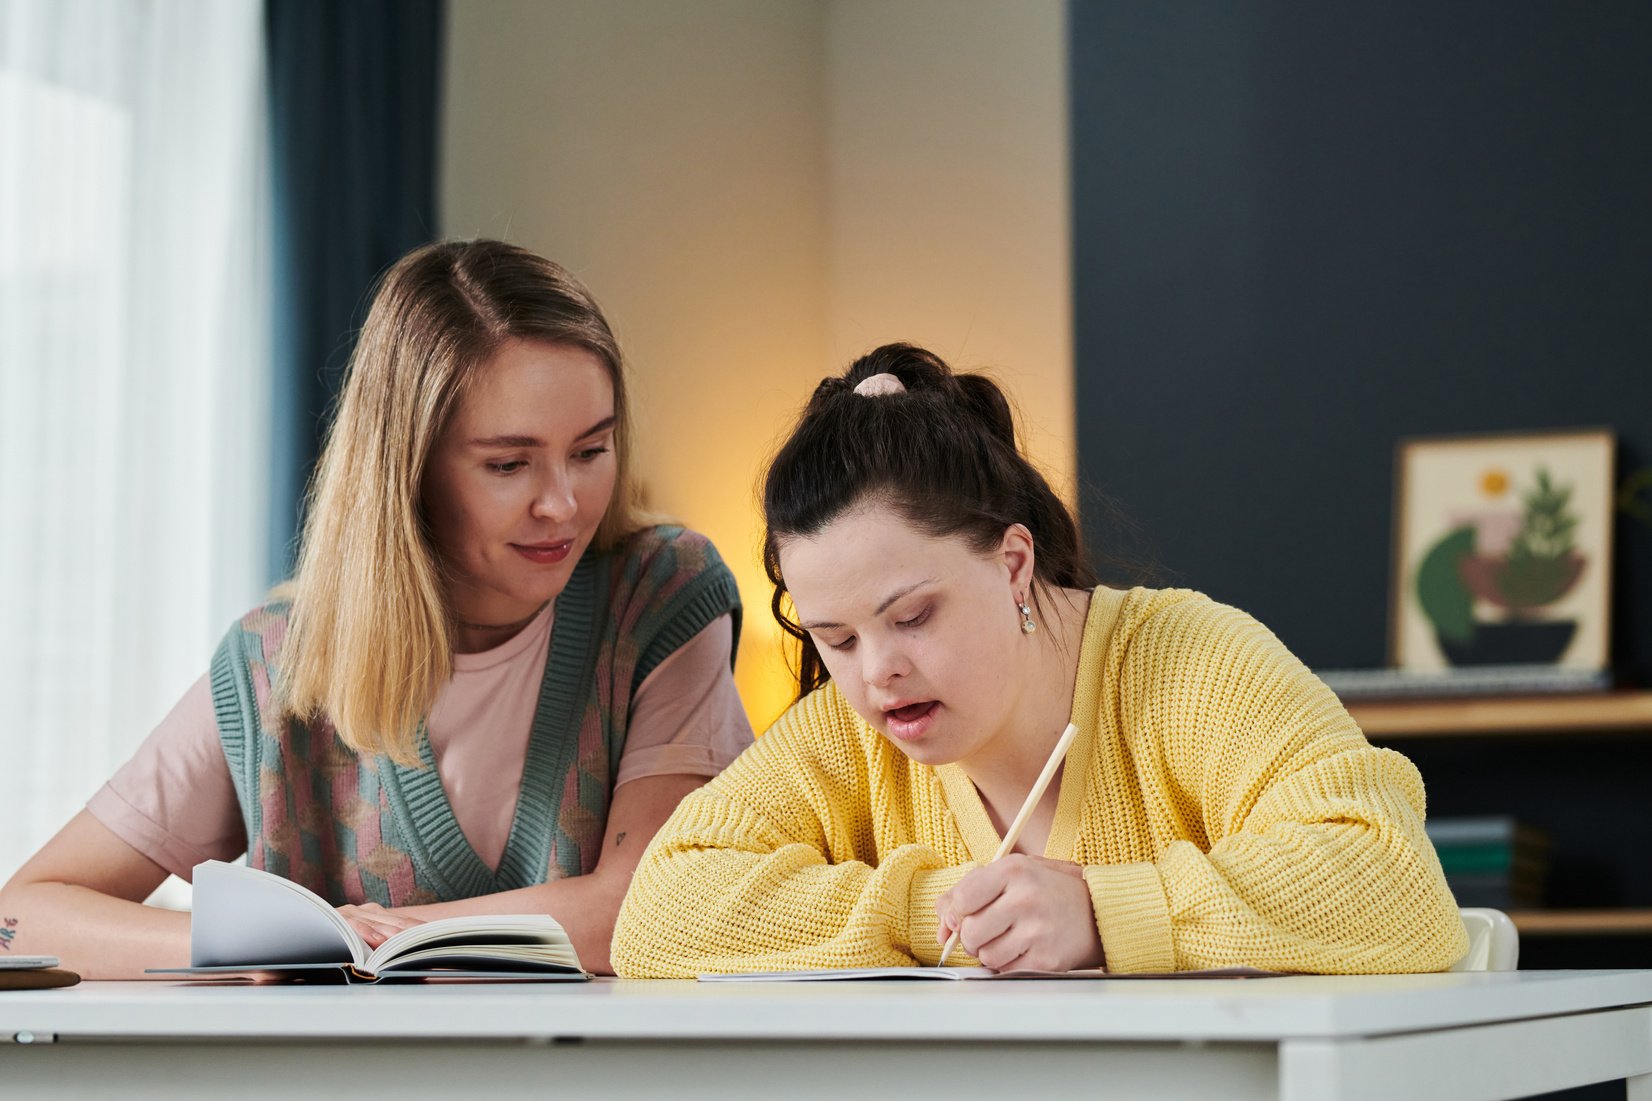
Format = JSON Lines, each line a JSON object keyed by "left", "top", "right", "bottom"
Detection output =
{"left": 1391, "top": 429, "right": 1615, "bottom": 672}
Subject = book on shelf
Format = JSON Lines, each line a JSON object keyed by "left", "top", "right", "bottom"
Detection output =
{"left": 1434, "top": 846, "right": 1548, "bottom": 877}
{"left": 1426, "top": 816, "right": 1549, "bottom": 850}
{"left": 1427, "top": 816, "right": 1551, "bottom": 911}
{"left": 147, "top": 861, "right": 588, "bottom": 983}
{"left": 1316, "top": 664, "right": 1610, "bottom": 701}
{"left": 1444, "top": 874, "right": 1545, "bottom": 910}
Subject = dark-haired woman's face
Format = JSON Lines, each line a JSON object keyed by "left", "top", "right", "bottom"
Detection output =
{"left": 778, "top": 501, "right": 1032, "bottom": 769}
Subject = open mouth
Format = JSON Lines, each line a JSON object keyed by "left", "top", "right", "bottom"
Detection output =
{"left": 882, "top": 700, "right": 939, "bottom": 741}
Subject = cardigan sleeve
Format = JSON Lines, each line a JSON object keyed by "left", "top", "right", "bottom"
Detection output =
{"left": 1087, "top": 595, "right": 1468, "bottom": 975}
{"left": 610, "top": 686, "right": 969, "bottom": 978}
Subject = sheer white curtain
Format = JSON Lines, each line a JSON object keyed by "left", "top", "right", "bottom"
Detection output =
{"left": 0, "top": 0, "right": 270, "bottom": 884}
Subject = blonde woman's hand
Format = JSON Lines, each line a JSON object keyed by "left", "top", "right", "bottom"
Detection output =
{"left": 336, "top": 902, "right": 426, "bottom": 949}
{"left": 935, "top": 854, "right": 1104, "bottom": 972}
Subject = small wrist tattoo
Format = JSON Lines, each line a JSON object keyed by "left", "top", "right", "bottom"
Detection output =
{"left": 1, "top": 917, "right": 18, "bottom": 951}
{"left": 614, "top": 832, "right": 628, "bottom": 848}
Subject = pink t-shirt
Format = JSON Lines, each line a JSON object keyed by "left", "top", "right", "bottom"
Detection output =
{"left": 87, "top": 606, "right": 751, "bottom": 878}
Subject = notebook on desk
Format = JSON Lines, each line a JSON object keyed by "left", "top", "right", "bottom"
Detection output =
{"left": 699, "top": 966, "right": 1280, "bottom": 982}
{"left": 146, "top": 861, "right": 589, "bottom": 984}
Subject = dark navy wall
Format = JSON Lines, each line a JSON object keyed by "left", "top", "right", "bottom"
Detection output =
{"left": 265, "top": 0, "right": 443, "bottom": 581}
{"left": 1070, "top": 1, "right": 1652, "bottom": 682}
{"left": 1070, "top": 7, "right": 1652, "bottom": 1027}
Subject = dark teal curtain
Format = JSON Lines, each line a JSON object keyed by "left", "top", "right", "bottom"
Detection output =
{"left": 265, "top": 0, "right": 444, "bottom": 581}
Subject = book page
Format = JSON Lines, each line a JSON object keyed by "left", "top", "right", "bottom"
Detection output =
{"left": 699, "top": 966, "right": 1281, "bottom": 982}
{"left": 700, "top": 966, "right": 984, "bottom": 982}
{"left": 366, "top": 914, "right": 583, "bottom": 975}
{"left": 190, "top": 861, "right": 364, "bottom": 968}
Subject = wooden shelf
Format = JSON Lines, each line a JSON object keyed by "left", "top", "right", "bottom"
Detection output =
{"left": 1346, "top": 691, "right": 1652, "bottom": 737}
{"left": 1508, "top": 909, "right": 1652, "bottom": 936}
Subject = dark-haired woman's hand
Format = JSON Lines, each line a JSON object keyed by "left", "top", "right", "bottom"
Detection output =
{"left": 336, "top": 902, "right": 426, "bottom": 949}
{"left": 934, "top": 854, "right": 1105, "bottom": 972}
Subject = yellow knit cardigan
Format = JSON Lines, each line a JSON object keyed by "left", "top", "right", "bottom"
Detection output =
{"left": 612, "top": 586, "right": 1468, "bottom": 977}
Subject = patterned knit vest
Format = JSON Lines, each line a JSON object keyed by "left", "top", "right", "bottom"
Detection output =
{"left": 210, "top": 526, "right": 741, "bottom": 907}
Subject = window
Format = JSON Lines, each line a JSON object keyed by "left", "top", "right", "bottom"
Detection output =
{"left": 0, "top": 0, "right": 270, "bottom": 882}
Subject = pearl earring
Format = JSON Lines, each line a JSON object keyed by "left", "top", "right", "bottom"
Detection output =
{"left": 1018, "top": 593, "right": 1037, "bottom": 635}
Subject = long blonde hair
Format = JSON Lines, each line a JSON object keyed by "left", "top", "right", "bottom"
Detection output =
{"left": 278, "top": 239, "right": 644, "bottom": 764}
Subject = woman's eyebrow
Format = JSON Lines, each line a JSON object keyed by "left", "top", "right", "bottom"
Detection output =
{"left": 801, "top": 579, "right": 934, "bottom": 630}
{"left": 875, "top": 579, "right": 933, "bottom": 615}
{"left": 467, "top": 416, "right": 616, "bottom": 450}
{"left": 573, "top": 414, "right": 617, "bottom": 440}
{"left": 468, "top": 434, "right": 542, "bottom": 448}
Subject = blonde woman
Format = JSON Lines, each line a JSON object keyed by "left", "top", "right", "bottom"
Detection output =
{"left": 0, "top": 240, "right": 751, "bottom": 977}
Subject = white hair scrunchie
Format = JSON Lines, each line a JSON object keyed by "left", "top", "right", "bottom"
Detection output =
{"left": 853, "top": 372, "right": 906, "bottom": 397}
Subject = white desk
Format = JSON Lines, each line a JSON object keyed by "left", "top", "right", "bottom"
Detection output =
{"left": 3, "top": 971, "right": 1650, "bottom": 1100}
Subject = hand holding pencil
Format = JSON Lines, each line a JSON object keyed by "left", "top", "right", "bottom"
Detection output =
{"left": 934, "top": 722, "right": 1105, "bottom": 972}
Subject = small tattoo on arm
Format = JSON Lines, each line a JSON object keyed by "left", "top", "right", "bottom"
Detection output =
{"left": 614, "top": 832, "right": 627, "bottom": 848}
{"left": 1, "top": 917, "right": 18, "bottom": 950}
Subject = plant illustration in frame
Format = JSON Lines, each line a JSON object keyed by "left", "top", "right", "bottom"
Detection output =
{"left": 1394, "top": 430, "right": 1614, "bottom": 672}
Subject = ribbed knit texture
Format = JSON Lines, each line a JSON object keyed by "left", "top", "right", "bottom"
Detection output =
{"left": 612, "top": 586, "right": 1468, "bottom": 977}
{"left": 213, "top": 525, "right": 740, "bottom": 906}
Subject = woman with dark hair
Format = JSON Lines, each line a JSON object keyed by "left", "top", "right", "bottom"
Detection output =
{"left": 0, "top": 240, "right": 751, "bottom": 977}
{"left": 612, "top": 343, "right": 1466, "bottom": 977}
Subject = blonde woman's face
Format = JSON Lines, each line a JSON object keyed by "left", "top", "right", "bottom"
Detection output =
{"left": 777, "top": 501, "right": 1031, "bottom": 770}
{"left": 423, "top": 338, "right": 618, "bottom": 629}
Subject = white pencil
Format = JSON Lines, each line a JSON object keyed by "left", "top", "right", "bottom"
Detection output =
{"left": 937, "top": 721, "right": 1079, "bottom": 967}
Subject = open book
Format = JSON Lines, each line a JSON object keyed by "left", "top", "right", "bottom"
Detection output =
{"left": 700, "top": 965, "right": 1279, "bottom": 982}
{"left": 148, "top": 861, "right": 588, "bottom": 983}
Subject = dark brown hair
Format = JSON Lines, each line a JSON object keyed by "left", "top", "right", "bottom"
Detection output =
{"left": 762, "top": 343, "right": 1100, "bottom": 698}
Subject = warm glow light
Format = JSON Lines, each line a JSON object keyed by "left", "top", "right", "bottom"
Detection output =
{"left": 665, "top": 507, "right": 800, "bottom": 736}
{"left": 439, "top": 1, "right": 1072, "bottom": 736}
{"left": 629, "top": 354, "right": 820, "bottom": 737}
{"left": 735, "top": 619, "right": 800, "bottom": 735}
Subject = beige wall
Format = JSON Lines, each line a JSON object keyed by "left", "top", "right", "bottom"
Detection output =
{"left": 825, "top": 0, "right": 1073, "bottom": 499}
{"left": 442, "top": 0, "right": 1069, "bottom": 729}
{"left": 442, "top": 0, "right": 830, "bottom": 726}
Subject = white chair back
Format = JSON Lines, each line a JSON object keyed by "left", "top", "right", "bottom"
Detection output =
{"left": 1450, "top": 907, "right": 1520, "bottom": 971}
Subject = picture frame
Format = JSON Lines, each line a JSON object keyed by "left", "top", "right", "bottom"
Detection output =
{"left": 1390, "top": 428, "right": 1615, "bottom": 673}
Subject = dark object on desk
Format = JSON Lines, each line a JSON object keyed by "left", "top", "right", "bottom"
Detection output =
{"left": 0, "top": 968, "right": 80, "bottom": 991}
